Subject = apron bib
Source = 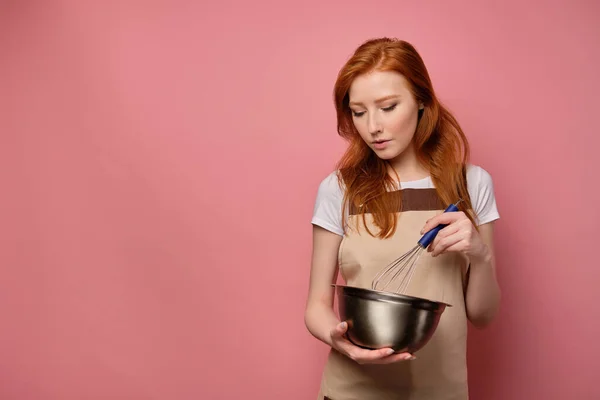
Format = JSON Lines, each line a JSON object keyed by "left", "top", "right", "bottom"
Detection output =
{"left": 318, "top": 188, "right": 470, "bottom": 400}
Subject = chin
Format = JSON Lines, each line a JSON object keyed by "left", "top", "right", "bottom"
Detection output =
{"left": 372, "top": 147, "right": 403, "bottom": 160}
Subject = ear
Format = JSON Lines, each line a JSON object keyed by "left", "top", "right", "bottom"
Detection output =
{"left": 419, "top": 103, "right": 424, "bottom": 110}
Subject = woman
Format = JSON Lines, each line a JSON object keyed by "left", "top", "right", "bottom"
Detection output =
{"left": 304, "top": 37, "right": 501, "bottom": 399}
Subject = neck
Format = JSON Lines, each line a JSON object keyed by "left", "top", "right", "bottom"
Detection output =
{"left": 387, "top": 143, "right": 429, "bottom": 181}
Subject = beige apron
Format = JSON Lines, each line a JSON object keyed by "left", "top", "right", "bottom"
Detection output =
{"left": 318, "top": 188, "right": 471, "bottom": 400}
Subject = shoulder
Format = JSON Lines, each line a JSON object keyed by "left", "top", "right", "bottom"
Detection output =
{"left": 316, "top": 170, "right": 345, "bottom": 199}
{"left": 311, "top": 170, "right": 345, "bottom": 236}
{"left": 465, "top": 164, "right": 500, "bottom": 226}
{"left": 466, "top": 164, "right": 494, "bottom": 190}
{"left": 467, "top": 164, "right": 494, "bottom": 195}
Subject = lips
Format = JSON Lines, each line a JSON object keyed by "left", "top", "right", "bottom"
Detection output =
{"left": 372, "top": 139, "right": 391, "bottom": 150}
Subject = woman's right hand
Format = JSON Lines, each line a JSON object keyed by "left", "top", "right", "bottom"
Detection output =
{"left": 329, "top": 321, "right": 415, "bottom": 364}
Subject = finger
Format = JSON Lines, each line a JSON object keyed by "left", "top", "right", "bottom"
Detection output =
{"left": 428, "top": 224, "right": 460, "bottom": 252}
{"left": 431, "top": 221, "right": 475, "bottom": 255}
{"left": 353, "top": 347, "right": 410, "bottom": 361}
{"left": 330, "top": 321, "right": 348, "bottom": 339}
{"left": 359, "top": 351, "right": 415, "bottom": 364}
{"left": 350, "top": 346, "right": 395, "bottom": 361}
{"left": 432, "top": 236, "right": 466, "bottom": 257}
{"left": 330, "top": 323, "right": 372, "bottom": 356}
{"left": 372, "top": 352, "right": 416, "bottom": 364}
{"left": 421, "top": 211, "right": 465, "bottom": 234}
{"left": 439, "top": 240, "right": 468, "bottom": 255}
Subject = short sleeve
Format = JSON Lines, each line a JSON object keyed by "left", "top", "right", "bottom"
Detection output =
{"left": 466, "top": 165, "right": 500, "bottom": 226}
{"left": 311, "top": 171, "right": 345, "bottom": 236}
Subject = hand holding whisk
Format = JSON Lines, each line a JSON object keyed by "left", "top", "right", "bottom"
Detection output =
{"left": 371, "top": 201, "right": 462, "bottom": 294}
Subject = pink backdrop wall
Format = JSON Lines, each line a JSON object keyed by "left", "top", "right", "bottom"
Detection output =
{"left": 1, "top": 1, "right": 599, "bottom": 399}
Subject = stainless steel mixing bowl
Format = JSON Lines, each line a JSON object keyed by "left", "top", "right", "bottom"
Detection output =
{"left": 334, "top": 284, "right": 451, "bottom": 353}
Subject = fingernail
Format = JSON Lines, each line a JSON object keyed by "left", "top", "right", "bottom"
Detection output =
{"left": 340, "top": 322, "right": 347, "bottom": 329}
{"left": 404, "top": 354, "right": 416, "bottom": 360}
{"left": 387, "top": 349, "right": 395, "bottom": 355}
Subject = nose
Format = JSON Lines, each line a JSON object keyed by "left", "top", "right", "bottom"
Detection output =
{"left": 367, "top": 113, "right": 382, "bottom": 135}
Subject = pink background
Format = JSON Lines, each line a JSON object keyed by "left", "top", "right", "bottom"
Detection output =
{"left": 1, "top": 1, "right": 599, "bottom": 399}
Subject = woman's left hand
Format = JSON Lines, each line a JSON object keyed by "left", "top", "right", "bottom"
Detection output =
{"left": 420, "top": 211, "right": 491, "bottom": 263}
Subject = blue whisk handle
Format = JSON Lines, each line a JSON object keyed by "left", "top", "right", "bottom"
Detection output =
{"left": 417, "top": 203, "right": 459, "bottom": 248}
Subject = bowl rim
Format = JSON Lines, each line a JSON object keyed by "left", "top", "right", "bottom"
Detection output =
{"left": 332, "top": 284, "right": 452, "bottom": 308}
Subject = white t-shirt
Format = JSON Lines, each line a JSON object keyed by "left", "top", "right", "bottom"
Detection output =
{"left": 311, "top": 164, "right": 500, "bottom": 237}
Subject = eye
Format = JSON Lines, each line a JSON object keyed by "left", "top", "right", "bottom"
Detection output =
{"left": 382, "top": 104, "right": 397, "bottom": 112}
{"left": 351, "top": 110, "right": 365, "bottom": 117}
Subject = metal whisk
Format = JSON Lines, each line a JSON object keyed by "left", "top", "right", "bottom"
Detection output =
{"left": 371, "top": 201, "right": 461, "bottom": 294}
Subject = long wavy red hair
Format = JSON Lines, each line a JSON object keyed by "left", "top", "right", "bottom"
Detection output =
{"left": 334, "top": 37, "right": 476, "bottom": 238}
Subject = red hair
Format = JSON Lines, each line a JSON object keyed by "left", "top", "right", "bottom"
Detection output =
{"left": 333, "top": 37, "right": 476, "bottom": 238}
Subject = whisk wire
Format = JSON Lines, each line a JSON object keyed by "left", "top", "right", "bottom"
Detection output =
{"left": 370, "top": 201, "right": 461, "bottom": 295}
{"left": 371, "top": 244, "right": 424, "bottom": 293}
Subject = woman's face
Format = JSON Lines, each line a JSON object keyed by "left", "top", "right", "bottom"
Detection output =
{"left": 348, "top": 70, "right": 422, "bottom": 161}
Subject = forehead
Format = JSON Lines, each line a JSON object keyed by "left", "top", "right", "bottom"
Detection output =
{"left": 348, "top": 70, "right": 411, "bottom": 102}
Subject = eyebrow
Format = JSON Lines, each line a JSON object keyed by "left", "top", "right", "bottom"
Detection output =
{"left": 349, "top": 95, "right": 400, "bottom": 106}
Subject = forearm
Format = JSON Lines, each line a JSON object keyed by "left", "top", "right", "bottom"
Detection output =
{"left": 465, "top": 252, "right": 501, "bottom": 328}
{"left": 304, "top": 301, "right": 340, "bottom": 347}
